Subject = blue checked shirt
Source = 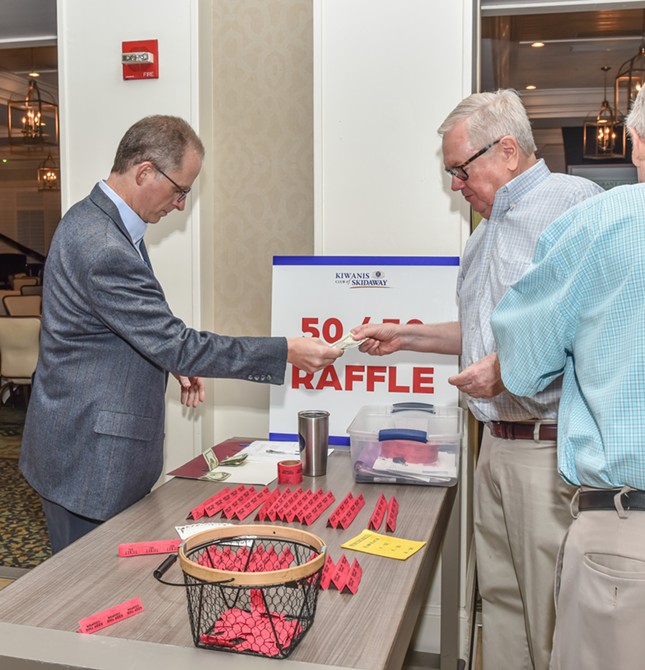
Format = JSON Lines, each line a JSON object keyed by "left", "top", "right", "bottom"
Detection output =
{"left": 457, "top": 159, "right": 602, "bottom": 423}
{"left": 492, "top": 183, "right": 645, "bottom": 489}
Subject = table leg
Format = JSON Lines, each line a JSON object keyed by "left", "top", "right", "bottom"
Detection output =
{"left": 440, "top": 483, "right": 460, "bottom": 669}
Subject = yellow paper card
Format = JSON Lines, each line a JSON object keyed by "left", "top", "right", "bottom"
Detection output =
{"left": 341, "top": 529, "right": 426, "bottom": 560}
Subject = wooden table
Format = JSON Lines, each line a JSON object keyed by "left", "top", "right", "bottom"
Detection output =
{"left": 0, "top": 449, "right": 460, "bottom": 670}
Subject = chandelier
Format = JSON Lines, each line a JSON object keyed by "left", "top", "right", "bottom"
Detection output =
{"left": 584, "top": 66, "right": 625, "bottom": 160}
{"left": 37, "top": 152, "right": 60, "bottom": 191}
{"left": 7, "top": 79, "right": 59, "bottom": 148}
{"left": 615, "top": 11, "right": 645, "bottom": 118}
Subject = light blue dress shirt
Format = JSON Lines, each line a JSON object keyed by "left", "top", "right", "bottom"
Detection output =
{"left": 98, "top": 180, "right": 147, "bottom": 260}
{"left": 492, "top": 182, "right": 645, "bottom": 490}
{"left": 457, "top": 158, "right": 603, "bottom": 422}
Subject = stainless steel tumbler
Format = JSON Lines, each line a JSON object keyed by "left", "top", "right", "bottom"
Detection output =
{"left": 298, "top": 410, "right": 329, "bottom": 477}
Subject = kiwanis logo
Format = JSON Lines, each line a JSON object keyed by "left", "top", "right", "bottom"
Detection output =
{"left": 334, "top": 270, "right": 389, "bottom": 288}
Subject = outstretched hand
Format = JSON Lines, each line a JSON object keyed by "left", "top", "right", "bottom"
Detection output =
{"left": 350, "top": 323, "right": 402, "bottom": 356}
{"left": 287, "top": 337, "right": 344, "bottom": 373}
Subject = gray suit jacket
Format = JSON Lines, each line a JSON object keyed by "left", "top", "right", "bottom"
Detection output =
{"left": 21, "top": 184, "right": 287, "bottom": 520}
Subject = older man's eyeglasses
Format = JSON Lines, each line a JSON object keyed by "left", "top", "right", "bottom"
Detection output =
{"left": 445, "top": 138, "right": 502, "bottom": 181}
{"left": 152, "top": 163, "right": 191, "bottom": 202}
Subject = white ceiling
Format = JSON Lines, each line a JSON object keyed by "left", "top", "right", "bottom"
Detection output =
{"left": 0, "top": 0, "right": 57, "bottom": 46}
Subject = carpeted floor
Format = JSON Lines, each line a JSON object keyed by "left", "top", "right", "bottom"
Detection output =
{"left": 0, "top": 404, "right": 52, "bottom": 568}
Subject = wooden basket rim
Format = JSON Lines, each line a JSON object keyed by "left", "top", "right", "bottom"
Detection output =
{"left": 178, "top": 524, "right": 327, "bottom": 586}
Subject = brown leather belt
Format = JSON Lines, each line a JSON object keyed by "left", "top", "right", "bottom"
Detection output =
{"left": 488, "top": 420, "right": 557, "bottom": 442}
{"left": 579, "top": 489, "right": 645, "bottom": 512}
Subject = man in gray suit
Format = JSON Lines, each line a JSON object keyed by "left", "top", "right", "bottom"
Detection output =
{"left": 20, "top": 115, "right": 342, "bottom": 553}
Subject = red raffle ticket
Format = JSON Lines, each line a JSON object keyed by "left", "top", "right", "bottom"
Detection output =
{"left": 77, "top": 597, "right": 144, "bottom": 634}
{"left": 118, "top": 539, "right": 181, "bottom": 557}
{"left": 386, "top": 496, "right": 399, "bottom": 532}
{"left": 368, "top": 493, "right": 387, "bottom": 531}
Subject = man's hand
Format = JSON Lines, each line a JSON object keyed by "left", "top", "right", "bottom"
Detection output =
{"left": 287, "top": 338, "right": 344, "bottom": 373}
{"left": 174, "top": 374, "right": 206, "bottom": 407}
{"left": 448, "top": 353, "right": 506, "bottom": 398}
{"left": 350, "top": 323, "right": 402, "bottom": 356}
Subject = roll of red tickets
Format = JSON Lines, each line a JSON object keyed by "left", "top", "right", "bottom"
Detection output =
{"left": 278, "top": 459, "right": 303, "bottom": 484}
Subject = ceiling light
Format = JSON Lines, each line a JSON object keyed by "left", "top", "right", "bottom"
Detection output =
{"left": 584, "top": 66, "right": 625, "bottom": 160}
{"left": 615, "top": 10, "right": 645, "bottom": 117}
{"left": 6, "top": 79, "right": 59, "bottom": 149}
{"left": 37, "top": 152, "right": 60, "bottom": 191}
{"left": 615, "top": 46, "right": 645, "bottom": 117}
{"left": 530, "top": 42, "right": 544, "bottom": 48}
{"left": 525, "top": 85, "right": 537, "bottom": 90}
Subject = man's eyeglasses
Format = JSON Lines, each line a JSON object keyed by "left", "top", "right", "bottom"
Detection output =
{"left": 152, "top": 163, "right": 191, "bottom": 202}
{"left": 445, "top": 138, "right": 502, "bottom": 181}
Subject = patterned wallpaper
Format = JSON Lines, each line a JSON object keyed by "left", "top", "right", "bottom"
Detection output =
{"left": 211, "top": 0, "right": 314, "bottom": 337}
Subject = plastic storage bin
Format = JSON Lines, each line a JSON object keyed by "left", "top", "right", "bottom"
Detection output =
{"left": 347, "top": 402, "right": 463, "bottom": 486}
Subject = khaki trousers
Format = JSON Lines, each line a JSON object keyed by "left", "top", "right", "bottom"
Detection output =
{"left": 551, "top": 501, "right": 645, "bottom": 670}
{"left": 475, "top": 427, "right": 575, "bottom": 670}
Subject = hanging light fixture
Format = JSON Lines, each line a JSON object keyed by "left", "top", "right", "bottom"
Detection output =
{"left": 7, "top": 79, "right": 59, "bottom": 148}
{"left": 584, "top": 66, "right": 625, "bottom": 160}
{"left": 37, "top": 152, "right": 60, "bottom": 191}
{"left": 614, "top": 10, "right": 645, "bottom": 118}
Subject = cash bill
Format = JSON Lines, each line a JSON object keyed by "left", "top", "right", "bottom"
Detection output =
{"left": 332, "top": 332, "right": 366, "bottom": 350}
{"left": 202, "top": 449, "right": 219, "bottom": 472}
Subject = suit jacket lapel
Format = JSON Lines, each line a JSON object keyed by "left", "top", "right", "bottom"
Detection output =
{"left": 139, "top": 240, "right": 153, "bottom": 271}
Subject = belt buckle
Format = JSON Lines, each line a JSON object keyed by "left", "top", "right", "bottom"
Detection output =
{"left": 533, "top": 419, "right": 556, "bottom": 442}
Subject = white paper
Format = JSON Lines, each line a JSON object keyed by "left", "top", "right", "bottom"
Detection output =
{"left": 372, "top": 451, "right": 457, "bottom": 483}
{"left": 236, "top": 440, "right": 300, "bottom": 463}
{"left": 175, "top": 522, "right": 232, "bottom": 540}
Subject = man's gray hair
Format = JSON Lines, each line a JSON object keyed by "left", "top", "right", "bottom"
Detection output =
{"left": 111, "top": 115, "right": 205, "bottom": 175}
{"left": 626, "top": 87, "right": 645, "bottom": 140}
{"left": 437, "top": 89, "right": 537, "bottom": 156}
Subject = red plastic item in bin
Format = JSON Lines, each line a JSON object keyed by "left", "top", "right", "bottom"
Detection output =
{"left": 379, "top": 439, "right": 438, "bottom": 465}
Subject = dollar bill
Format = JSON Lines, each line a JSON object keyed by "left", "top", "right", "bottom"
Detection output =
{"left": 332, "top": 332, "right": 366, "bottom": 350}
{"left": 198, "top": 471, "right": 230, "bottom": 482}
{"left": 202, "top": 449, "right": 219, "bottom": 472}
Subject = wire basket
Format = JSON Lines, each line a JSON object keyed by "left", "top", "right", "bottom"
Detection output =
{"left": 154, "top": 524, "right": 326, "bottom": 659}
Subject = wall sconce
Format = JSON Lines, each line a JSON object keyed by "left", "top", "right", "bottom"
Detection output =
{"left": 584, "top": 66, "right": 625, "bottom": 160}
{"left": 37, "top": 152, "right": 60, "bottom": 191}
{"left": 7, "top": 79, "right": 59, "bottom": 149}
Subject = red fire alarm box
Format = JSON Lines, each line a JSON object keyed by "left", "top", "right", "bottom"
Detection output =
{"left": 122, "top": 39, "right": 159, "bottom": 80}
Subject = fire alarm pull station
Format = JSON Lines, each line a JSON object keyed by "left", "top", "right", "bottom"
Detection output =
{"left": 122, "top": 39, "right": 159, "bottom": 80}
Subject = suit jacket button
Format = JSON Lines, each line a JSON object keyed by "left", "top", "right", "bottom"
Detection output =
{"left": 266, "top": 374, "right": 272, "bottom": 381}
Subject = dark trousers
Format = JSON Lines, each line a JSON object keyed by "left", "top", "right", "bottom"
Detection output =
{"left": 40, "top": 496, "right": 103, "bottom": 554}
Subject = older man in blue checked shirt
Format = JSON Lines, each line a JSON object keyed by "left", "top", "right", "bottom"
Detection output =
{"left": 492, "top": 86, "right": 645, "bottom": 669}
{"left": 352, "top": 90, "right": 602, "bottom": 670}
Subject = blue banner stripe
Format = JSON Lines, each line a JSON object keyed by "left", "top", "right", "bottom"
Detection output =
{"left": 273, "top": 255, "right": 459, "bottom": 267}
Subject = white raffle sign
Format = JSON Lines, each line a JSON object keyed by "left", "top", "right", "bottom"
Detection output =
{"left": 270, "top": 256, "right": 460, "bottom": 444}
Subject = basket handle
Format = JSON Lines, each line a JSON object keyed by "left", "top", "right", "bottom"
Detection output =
{"left": 153, "top": 554, "right": 180, "bottom": 585}
{"left": 153, "top": 554, "right": 235, "bottom": 587}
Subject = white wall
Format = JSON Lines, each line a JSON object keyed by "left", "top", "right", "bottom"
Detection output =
{"left": 314, "top": 0, "right": 473, "bottom": 257}
{"left": 57, "top": 0, "right": 204, "bottom": 473}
